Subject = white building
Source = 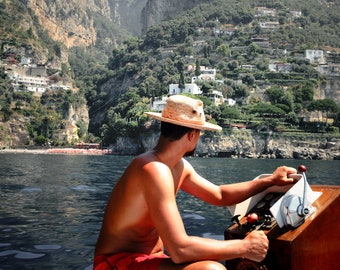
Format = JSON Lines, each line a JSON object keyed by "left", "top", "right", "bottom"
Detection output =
{"left": 20, "top": 57, "right": 32, "bottom": 66}
{"left": 316, "top": 64, "right": 340, "bottom": 76}
{"left": 151, "top": 96, "right": 168, "bottom": 112}
{"left": 254, "top": 7, "right": 277, "bottom": 17}
{"left": 168, "top": 83, "right": 202, "bottom": 95}
{"left": 213, "top": 27, "right": 237, "bottom": 36}
{"left": 290, "top": 11, "right": 302, "bottom": 18}
{"left": 259, "top": 21, "right": 280, "bottom": 29}
{"left": 226, "top": 98, "right": 236, "bottom": 106}
{"left": 13, "top": 74, "right": 48, "bottom": 92}
{"left": 208, "top": 90, "right": 224, "bottom": 106}
{"left": 269, "top": 62, "right": 292, "bottom": 73}
{"left": 191, "top": 68, "right": 217, "bottom": 83}
{"left": 305, "top": 50, "right": 325, "bottom": 64}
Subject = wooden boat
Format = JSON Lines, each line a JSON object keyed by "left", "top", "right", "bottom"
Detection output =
{"left": 224, "top": 185, "right": 340, "bottom": 270}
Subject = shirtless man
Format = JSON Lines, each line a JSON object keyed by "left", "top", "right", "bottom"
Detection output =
{"left": 94, "top": 95, "right": 297, "bottom": 270}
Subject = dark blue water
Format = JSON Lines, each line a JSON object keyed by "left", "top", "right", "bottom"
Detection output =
{"left": 0, "top": 154, "right": 339, "bottom": 269}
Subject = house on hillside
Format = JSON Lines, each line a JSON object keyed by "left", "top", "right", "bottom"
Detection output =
{"left": 191, "top": 67, "right": 216, "bottom": 82}
{"left": 226, "top": 98, "right": 236, "bottom": 106}
{"left": 259, "top": 21, "right": 280, "bottom": 30}
{"left": 251, "top": 36, "right": 271, "bottom": 49}
{"left": 213, "top": 26, "right": 237, "bottom": 37}
{"left": 168, "top": 83, "right": 202, "bottom": 95}
{"left": 151, "top": 96, "right": 167, "bottom": 112}
{"left": 20, "top": 57, "right": 32, "bottom": 66}
{"left": 290, "top": 11, "right": 302, "bottom": 18}
{"left": 254, "top": 7, "right": 277, "bottom": 17}
{"left": 208, "top": 90, "right": 224, "bottom": 106}
{"left": 305, "top": 50, "right": 326, "bottom": 64}
{"left": 316, "top": 64, "right": 339, "bottom": 76}
{"left": 269, "top": 62, "right": 292, "bottom": 73}
{"left": 12, "top": 74, "right": 48, "bottom": 92}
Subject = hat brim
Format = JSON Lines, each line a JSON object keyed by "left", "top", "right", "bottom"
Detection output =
{"left": 145, "top": 112, "right": 222, "bottom": 131}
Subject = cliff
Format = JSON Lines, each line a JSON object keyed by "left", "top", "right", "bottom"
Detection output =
{"left": 0, "top": 102, "right": 89, "bottom": 148}
{"left": 141, "top": 0, "right": 207, "bottom": 34}
{"left": 28, "top": 0, "right": 207, "bottom": 46}
{"left": 109, "top": 129, "right": 340, "bottom": 160}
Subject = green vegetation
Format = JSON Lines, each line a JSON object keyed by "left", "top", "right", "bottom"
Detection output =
{"left": 68, "top": 0, "right": 339, "bottom": 145}
{"left": 0, "top": 0, "right": 340, "bottom": 147}
{"left": 0, "top": 66, "right": 86, "bottom": 145}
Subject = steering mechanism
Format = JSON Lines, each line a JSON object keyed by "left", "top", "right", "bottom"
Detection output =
{"left": 297, "top": 165, "right": 310, "bottom": 217}
{"left": 280, "top": 165, "right": 310, "bottom": 228}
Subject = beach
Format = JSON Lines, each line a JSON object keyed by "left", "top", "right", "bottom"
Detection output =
{"left": 0, "top": 148, "right": 112, "bottom": 155}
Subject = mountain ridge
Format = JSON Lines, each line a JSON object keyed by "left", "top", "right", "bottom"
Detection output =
{"left": 0, "top": 0, "right": 339, "bottom": 151}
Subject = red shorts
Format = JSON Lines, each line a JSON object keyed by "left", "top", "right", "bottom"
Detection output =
{"left": 94, "top": 252, "right": 169, "bottom": 270}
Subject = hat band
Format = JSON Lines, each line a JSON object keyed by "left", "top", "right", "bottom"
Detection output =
{"left": 162, "top": 112, "right": 205, "bottom": 126}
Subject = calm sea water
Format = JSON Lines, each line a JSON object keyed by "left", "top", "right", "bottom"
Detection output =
{"left": 0, "top": 154, "right": 339, "bottom": 269}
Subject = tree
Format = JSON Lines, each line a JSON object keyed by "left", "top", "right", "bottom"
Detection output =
{"left": 307, "top": 99, "right": 339, "bottom": 113}
{"left": 265, "top": 87, "right": 284, "bottom": 104}
{"left": 195, "top": 59, "right": 201, "bottom": 76}
{"left": 144, "top": 25, "right": 164, "bottom": 48}
{"left": 227, "top": 60, "right": 238, "bottom": 71}
{"left": 241, "top": 74, "right": 255, "bottom": 86}
{"left": 220, "top": 104, "right": 241, "bottom": 120}
{"left": 250, "top": 103, "right": 286, "bottom": 118}
{"left": 216, "top": 44, "right": 230, "bottom": 58}
{"left": 176, "top": 60, "right": 185, "bottom": 90}
{"left": 178, "top": 72, "right": 185, "bottom": 90}
{"left": 293, "top": 83, "right": 314, "bottom": 104}
{"left": 1, "top": 104, "right": 12, "bottom": 121}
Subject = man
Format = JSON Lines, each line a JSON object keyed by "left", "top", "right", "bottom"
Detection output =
{"left": 94, "top": 95, "right": 297, "bottom": 270}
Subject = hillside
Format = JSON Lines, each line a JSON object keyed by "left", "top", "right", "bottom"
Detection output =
{"left": 0, "top": 0, "right": 339, "bottom": 151}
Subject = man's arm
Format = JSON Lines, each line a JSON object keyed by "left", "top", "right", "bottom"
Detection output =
{"left": 181, "top": 161, "right": 297, "bottom": 206}
{"left": 140, "top": 160, "right": 268, "bottom": 264}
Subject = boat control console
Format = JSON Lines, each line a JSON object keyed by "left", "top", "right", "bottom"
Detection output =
{"left": 224, "top": 166, "right": 340, "bottom": 270}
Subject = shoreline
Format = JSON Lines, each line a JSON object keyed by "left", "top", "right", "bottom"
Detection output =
{"left": 0, "top": 148, "right": 113, "bottom": 155}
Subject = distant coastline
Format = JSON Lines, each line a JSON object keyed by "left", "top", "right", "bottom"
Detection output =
{"left": 0, "top": 148, "right": 113, "bottom": 155}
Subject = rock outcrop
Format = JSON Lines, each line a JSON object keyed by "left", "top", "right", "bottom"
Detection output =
{"left": 109, "top": 129, "right": 340, "bottom": 160}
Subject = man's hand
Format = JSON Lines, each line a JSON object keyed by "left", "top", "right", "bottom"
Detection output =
{"left": 243, "top": 230, "right": 269, "bottom": 262}
{"left": 271, "top": 166, "right": 297, "bottom": 186}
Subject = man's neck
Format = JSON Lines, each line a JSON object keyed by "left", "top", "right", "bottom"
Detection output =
{"left": 152, "top": 137, "right": 185, "bottom": 168}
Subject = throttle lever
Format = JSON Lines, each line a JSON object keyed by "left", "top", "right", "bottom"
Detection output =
{"left": 297, "top": 165, "right": 309, "bottom": 217}
{"left": 280, "top": 165, "right": 310, "bottom": 228}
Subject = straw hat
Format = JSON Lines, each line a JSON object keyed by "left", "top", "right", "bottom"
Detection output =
{"left": 145, "top": 95, "right": 222, "bottom": 131}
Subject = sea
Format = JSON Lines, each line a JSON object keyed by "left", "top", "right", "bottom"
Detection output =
{"left": 0, "top": 153, "right": 339, "bottom": 270}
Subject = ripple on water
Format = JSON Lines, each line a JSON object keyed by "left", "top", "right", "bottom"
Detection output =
{"left": 34, "top": 244, "right": 62, "bottom": 250}
{"left": 21, "top": 187, "right": 42, "bottom": 192}
{"left": 182, "top": 213, "right": 205, "bottom": 220}
{"left": 71, "top": 185, "right": 96, "bottom": 192}
{"left": 0, "top": 249, "right": 45, "bottom": 259}
{"left": 201, "top": 232, "right": 224, "bottom": 240}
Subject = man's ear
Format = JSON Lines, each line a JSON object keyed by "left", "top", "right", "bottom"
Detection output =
{"left": 187, "top": 129, "right": 197, "bottom": 142}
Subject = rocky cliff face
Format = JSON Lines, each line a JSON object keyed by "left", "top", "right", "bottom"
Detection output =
{"left": 28, "top": 0, "right": 109, "bottom": 47}
{"left": 27, "top": 0, "right": 151, "bottom": 47}
{"left": 27, "top": 0, "right": 203, "bottom": 45}
{"left": 109, "top": 129, "right": 340, "bottom": 160}
{"left": 0, "top": 101, "right": 89, "bottom": 148}
{"left": 316, "top": 77, "right": 340, "bottom": 105}
{"left": 141, "top": 0, "right": 206, "bottom": 34}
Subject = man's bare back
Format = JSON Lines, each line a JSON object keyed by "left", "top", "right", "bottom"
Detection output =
{"left": 94, "top": 95, "right": 297, "bottom": 269}
{"left": 95, "top": 151, "right": 184, "bottom": 257}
